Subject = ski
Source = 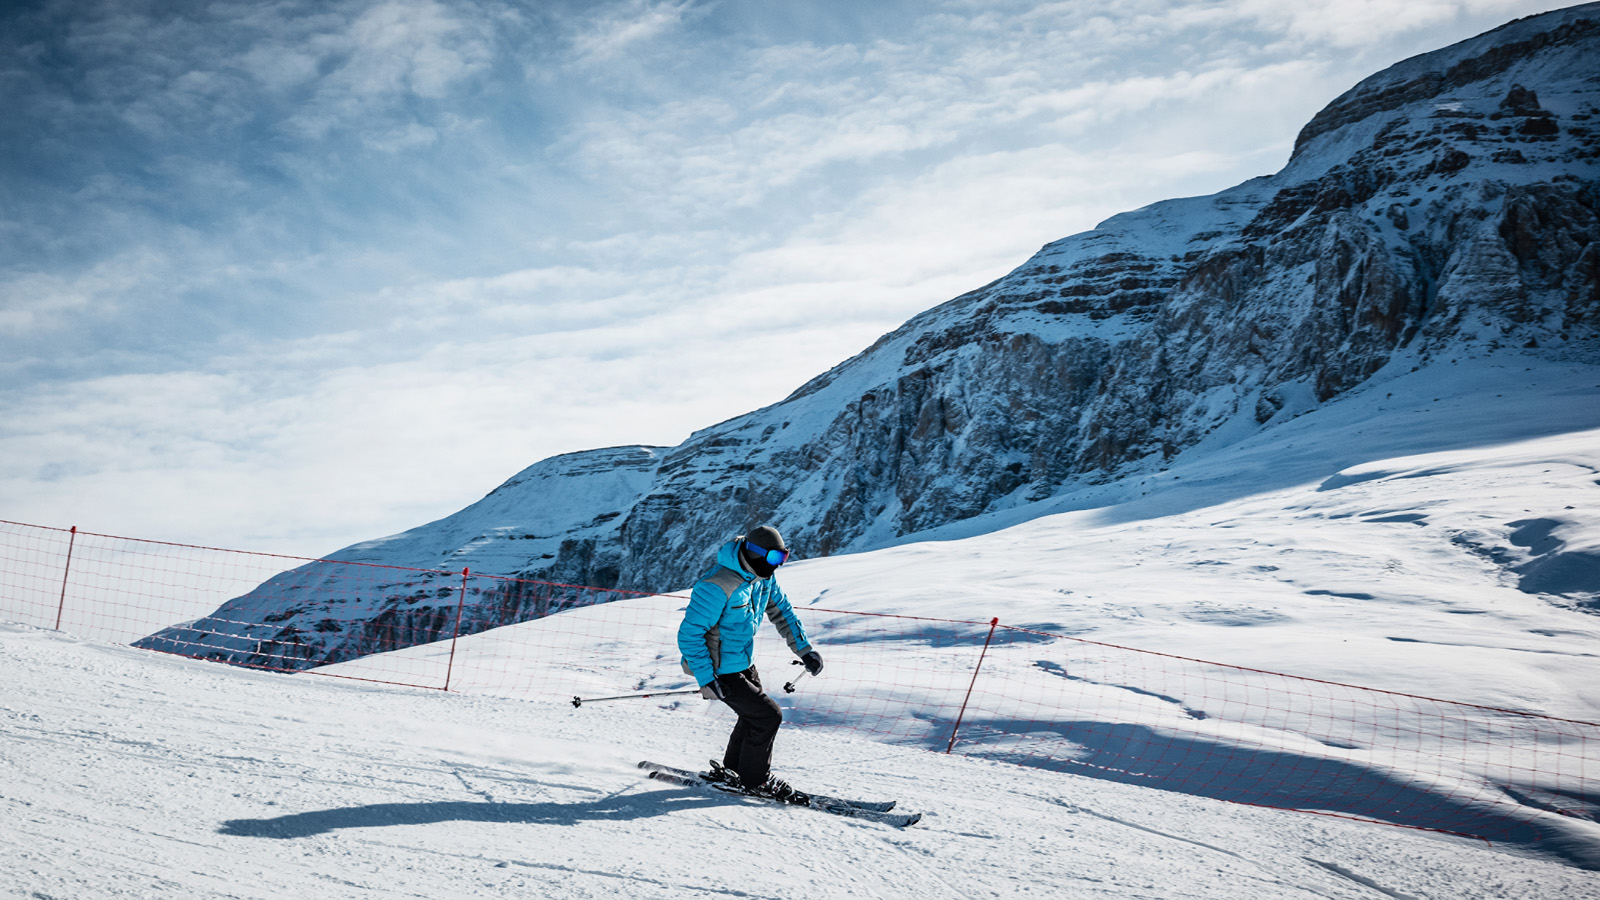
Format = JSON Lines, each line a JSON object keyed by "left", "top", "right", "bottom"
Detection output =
{"left": 637, "top": 761, "right": 919, "bottom": 827}
{"left": 645, "top": 770, "right": 923, "bottom": 828}
{"left": 637, "top": 760, "right": 896, "bottom": 812}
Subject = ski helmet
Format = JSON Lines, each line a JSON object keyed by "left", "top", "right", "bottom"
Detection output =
{"left": 740, "top": 525, "right": 789, "bottom": 578}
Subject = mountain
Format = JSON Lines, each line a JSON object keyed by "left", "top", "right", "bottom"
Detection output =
{"left": 138, "top": 4, "right": 1600, "bottom": 671}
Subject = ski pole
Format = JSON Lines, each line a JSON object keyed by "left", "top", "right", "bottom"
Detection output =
{"left": 571, "top": 688, "right": 701, "bottom": 708}
{"left": 784, "top": 659, "right": 808, "bottom": 693}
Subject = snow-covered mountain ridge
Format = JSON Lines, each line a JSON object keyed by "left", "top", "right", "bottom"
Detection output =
{"left": 139, "top": 4, "right": 1600, "bottom": 670}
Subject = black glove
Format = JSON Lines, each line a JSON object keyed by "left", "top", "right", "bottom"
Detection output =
{"left": 800, "top": 649, "right": 823, "bottom": 676}
{"left": 699, "top": 680, "right": 726, "bottom": 701}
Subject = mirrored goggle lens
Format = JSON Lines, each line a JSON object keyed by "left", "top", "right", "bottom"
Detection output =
{"left": 745, "top": 541, "right": 790, "bottom": 566}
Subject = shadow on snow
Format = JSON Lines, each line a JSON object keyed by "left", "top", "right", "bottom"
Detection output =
{"left": 219, "top": 790, "right": 733, "bottom": 840}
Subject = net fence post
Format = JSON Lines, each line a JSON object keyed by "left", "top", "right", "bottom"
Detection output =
{"left": 53, "top": 525, "right": 77, "bottom": 632}
{"left": 947, "top": 616, "right": 999, "bottom": 753}
{"left": 444, "top": 567, "right": 468, "bottom": 692}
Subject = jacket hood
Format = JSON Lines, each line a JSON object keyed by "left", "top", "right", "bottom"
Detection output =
{"left": 716, "top": 538, "right": 756, "bottom": 581}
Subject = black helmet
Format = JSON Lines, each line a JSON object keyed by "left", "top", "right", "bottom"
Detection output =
{"left": 739, "top": 525, "right": 789, "bottom": 579}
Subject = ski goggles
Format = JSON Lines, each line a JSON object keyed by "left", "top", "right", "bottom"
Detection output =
{"left": 744, "top": 541, "right": 790, "bottom": 567}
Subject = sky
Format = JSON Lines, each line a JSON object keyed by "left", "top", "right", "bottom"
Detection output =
{"left": 0, "top": 0, "right": 1579, "bottom": 556}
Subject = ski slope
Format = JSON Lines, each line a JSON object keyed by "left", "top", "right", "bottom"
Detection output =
{"left": 5, "top": 352, "right": 1600, "bottom": 897}
{"left": 3, "top": 620, "right": 1594, "bottom": 900}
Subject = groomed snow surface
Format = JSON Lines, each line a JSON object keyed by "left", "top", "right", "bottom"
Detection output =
{"left": 6, "top": 351, "right": 1600, "bottom": 898}
{"left": 2, "top": 622, "right": 1594, "bottom": 900}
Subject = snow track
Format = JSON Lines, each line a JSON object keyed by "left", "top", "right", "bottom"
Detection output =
{"left": 3, "top": 622, "right": 1593, "bottom": 899}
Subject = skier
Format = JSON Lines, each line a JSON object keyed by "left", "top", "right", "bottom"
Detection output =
{"left": 678, "top": 524, "right": 823, "bottom": 802}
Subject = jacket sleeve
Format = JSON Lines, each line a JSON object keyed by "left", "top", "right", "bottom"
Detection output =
{"left": 678, "top": 580, "right": 726, "bottom": 687}
{"left": 764, "top": 581, "right": 812, "bottom": 657}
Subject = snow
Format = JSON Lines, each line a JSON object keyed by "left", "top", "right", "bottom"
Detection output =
{"left": 6, "top": 351, "right": 1600, "bottom": 896}
{"left": 5, "top": 620, "right": 1596, "bottom": 900}
{"left": 338, "top": 445, "right": 665, "bottom": 572}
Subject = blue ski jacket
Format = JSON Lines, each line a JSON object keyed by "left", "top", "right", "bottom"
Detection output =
{"left": 678, "top": 538, "right": 813, "bottom": 687}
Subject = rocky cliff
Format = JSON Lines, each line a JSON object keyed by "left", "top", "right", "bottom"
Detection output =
{"left": 139, "top": 4, "right": 1600, "bottom": 670}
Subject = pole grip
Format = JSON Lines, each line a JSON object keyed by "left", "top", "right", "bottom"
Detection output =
{"left": 784, "top": 657, "right": 810, "bottom": 692}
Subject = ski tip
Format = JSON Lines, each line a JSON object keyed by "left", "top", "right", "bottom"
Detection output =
{"left": 904, "top": 813, "right": 923, "bottom": 827}
{"left": 635, "top": 760, "right": 651, "bottom": 769}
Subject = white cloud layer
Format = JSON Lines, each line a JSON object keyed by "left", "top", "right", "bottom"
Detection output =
{"left": 0, "top": 0, "right": 1577, "bottom": 554}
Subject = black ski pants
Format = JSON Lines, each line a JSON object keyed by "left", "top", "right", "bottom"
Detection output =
{"left": 715, "top": 666, "right": 783, "bottom": 788}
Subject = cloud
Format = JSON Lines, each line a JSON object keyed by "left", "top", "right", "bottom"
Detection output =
{"left": 568, "top": 0, "right": 698, "bottom": 64}
{"left": 268, "top": 0, "right": 496, "bottom": 139}
{"left": 1225, "top": 0, "right": 1566, "bottom": 47}
{"left": 13, "top": 0, "right": 493, "bottom": 151}
{"left": 0, "top": 248, "right": 169, "bottom": 339}
{"left": 1, "top": 0, "right": 1576, "bottom": 555}
{"left": 549, "top": 2, "right": 1323, "bottom": 223}
{"left": 0, "top": 271, "right": 97, "bottom": 337}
